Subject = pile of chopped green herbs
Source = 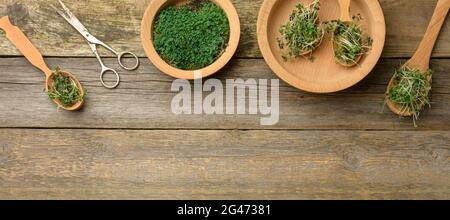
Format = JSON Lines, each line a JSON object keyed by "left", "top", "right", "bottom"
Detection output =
{"left": 327, "top": 18, "right": 372, "bottom": 66}
{"left": 153, "top": 0, "right": 230, "bottom": 70}
{"left": 277, "top": 0, "right": 323, "bottom": 61}
{"left": 387, "top": 67, "right": 433, "bottom": 124}
{"left": 47, "top": 67, "right": 84, "bottom": 107}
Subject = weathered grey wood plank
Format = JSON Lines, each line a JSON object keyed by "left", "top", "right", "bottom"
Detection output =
{"left": 0, "top": 0, "right": 449, "bottom": 58}
{"left": 1, "top": 58, "right": 450, "bottom": 130}
{"left": 0, "top": 129, "right": 448, "bottom": 199}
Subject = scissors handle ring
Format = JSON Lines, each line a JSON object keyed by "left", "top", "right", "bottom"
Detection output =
{"left": 100, "top": 68, "right": 120, "bottom": 89}
{"left": 118, "top": 51, "right": 139, "bottom": 71}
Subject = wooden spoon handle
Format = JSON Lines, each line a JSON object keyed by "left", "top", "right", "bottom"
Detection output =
{"left": 338, "top": 0, "right": 352, "bottom": 22}
{"left": 408, "top": 0, "right": 450, "bottom": 69}
{"left": 0, "top": 16, "right": 52, "bottom": 77}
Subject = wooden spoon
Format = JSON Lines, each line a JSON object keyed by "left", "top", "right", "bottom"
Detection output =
{"left": 338, "top": 0, "right": 352, "bottom": 23}
{"left": 386, "top": 0, "right": 450, "bottom": 116}
{"left": 332, "top": 0, "right": 363, "bottom": 67}
{"left": 0, "top": 16, "right": 84, "bottom": 111}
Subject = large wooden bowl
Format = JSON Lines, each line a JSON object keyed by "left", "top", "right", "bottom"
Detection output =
{"left": 141, "top": 0, "right": 240, "bottom": 80}
{"left": 257, "top": 0, "right": 386, "bottom": 93}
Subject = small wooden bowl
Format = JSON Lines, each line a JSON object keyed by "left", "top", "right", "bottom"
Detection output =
{"left": 257, "top": 0, "right": 386, "bottom": 93}
{"left": 141, "top": 0, "right": 240, "bottom": 80}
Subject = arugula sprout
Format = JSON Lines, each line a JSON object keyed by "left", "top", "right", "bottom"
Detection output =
{"left": 153, "top": 0, "right": 230, "bottom": 70}
{"left": 387, "top": 66, "right": 433, "bottom": 125}
{"left": 327, "top": 17, "right": 372, "bottom": 66}
{"left": 277, "top": 0, "right": 324, "bottom": 61}
{"left": 47, "top": 67, "right": 84, "bottom": 107}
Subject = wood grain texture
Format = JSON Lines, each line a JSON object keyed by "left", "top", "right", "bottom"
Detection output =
{"left": 0, "top": 0, "right": 449, "bottom": 200}
{"left": 1, "top": 57, "right": 450, "bottom": 130}
{"left": 0, "top": 129, "right": 448, "bottom": 199}
{"left": 0, "top": 0, "right": 449, "bottom": 58}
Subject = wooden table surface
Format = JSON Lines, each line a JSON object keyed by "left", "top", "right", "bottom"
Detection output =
{"left": 0, "top": 0, "right": 449, "bottom": 199}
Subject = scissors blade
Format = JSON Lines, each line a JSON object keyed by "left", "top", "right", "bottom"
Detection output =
{"left": 57, "top": 0, "right": 76, "bottom": 18}
{"left": 53, "top": 0, "right": 90, "bottom": 38}
{"left": 51, "top": 5, "right": 73, "bottom": 25}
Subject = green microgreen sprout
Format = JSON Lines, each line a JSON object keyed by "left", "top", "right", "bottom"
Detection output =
{"left": 153, "top": 0, "right": 230, "bottom": 70}
{"left": 386, "top": 66, "right": 433, "bottom": 126}
{"left": 277, "top": 0, "right": 324, "bottom": 62}
{"left": 327, "top": 16, "right": 373, "bottom": 66}
{"left": 47, "top": 67, "right": 84, "bottom": 107}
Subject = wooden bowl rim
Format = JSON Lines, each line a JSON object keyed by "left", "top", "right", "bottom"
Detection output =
{"left": 141, "top": 0, "right": 241, "bottom": 80}
{"left": 257, "top": 0, "right": 386, "bottom": 93}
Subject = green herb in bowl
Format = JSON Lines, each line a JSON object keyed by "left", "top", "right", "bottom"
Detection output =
{"left": 47, "top": 67, "right": 85, "bottom": 107}
{"left": 277, "top": 0, "right": 324, "bottom": 61}
{"left": 327, "top": 17, "right": 372, "bottom": 67}
{"left": 386, "top": 66, "right": 433, "bottom": 124}
{"left": 152, "top": 0, "right": 230, "bottom": 70}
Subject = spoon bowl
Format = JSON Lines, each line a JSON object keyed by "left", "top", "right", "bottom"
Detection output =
{"left": 332, "top": 0, "right": 363, "bottom": 67}
{"left": 46, "top": 70, "right": 85, "bottom": 111}
{"left": 298, "top": 24, "right": 325, "bottom": 56}
{"left": 331, "top": 32, "right": 363, "bottom": 67}
{"left": 386, "top": 65, "right": 432, "bottom": 117}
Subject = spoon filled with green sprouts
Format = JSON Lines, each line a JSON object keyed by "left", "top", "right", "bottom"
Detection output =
{"left": 0, "top": 16, "right": 85, "bottom": 111}
{"left": 328, "top": 0, "right": 372, "bottom": 67}
{"left": 277, "top": 0, "right": 324, "bottom": 61}
{"left": 386, "top": 0, "right": 449, "bottom": 124}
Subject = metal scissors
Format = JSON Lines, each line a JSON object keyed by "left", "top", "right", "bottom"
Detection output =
{"left": 52, "top": 0, "right": 139, "bottom": 89}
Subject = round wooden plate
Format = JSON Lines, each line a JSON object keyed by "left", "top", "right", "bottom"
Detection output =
{"left": 257, "top": 0, "right": 386, "bottom": 93}
{"left": 141, "top": 0, "right": 240, "bottom": 80}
